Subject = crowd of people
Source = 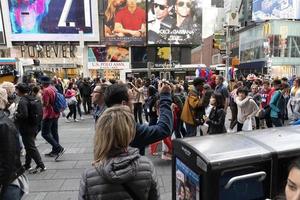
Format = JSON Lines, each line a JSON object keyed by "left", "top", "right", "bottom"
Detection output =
{"left": 1, "top": 73, "right": 300, "bottom": 199}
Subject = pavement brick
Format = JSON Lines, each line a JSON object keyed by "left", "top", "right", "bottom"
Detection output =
{"left": 43, "top": 191, "right": 78, "bottom": 200}
{"left": 60, "top": 179, "right": 81, "bottom": 191}
{"left": 28, "top": 180, "right": 65, "bottom": 192}
{"left": 52, "top": 169, "right": 85, "bottom": 179}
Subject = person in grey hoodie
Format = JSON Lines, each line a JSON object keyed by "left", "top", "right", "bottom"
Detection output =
{"left": 235, "top": 87, "right": 259, "bottom": 132}
{"left": 79, "top": 106, "right": 160, "bottom": 200}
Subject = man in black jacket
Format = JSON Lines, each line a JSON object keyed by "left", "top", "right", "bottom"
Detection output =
{"left": 15, "top": 83, "right": 46, "bottom": 173}
{"left": 80, "top": 78, "right": 92, "bottom": 114}
{"left": 0, "top": 88, "right": 25, "bottom": 200}
{"left": 104, "top": 82, "right": 173, "bottom": 155}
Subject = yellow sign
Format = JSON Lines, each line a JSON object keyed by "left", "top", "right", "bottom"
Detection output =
{"left": 263, "top": 23, "right": 271, "bottom": 37}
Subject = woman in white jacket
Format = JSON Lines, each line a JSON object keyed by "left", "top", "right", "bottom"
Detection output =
{"left": 235, "top": 87, "right": 259, "bottom": 132}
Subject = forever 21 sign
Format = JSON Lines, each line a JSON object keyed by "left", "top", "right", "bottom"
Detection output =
{"left": 20, "top": 44, "right": 77, "bottom": 58}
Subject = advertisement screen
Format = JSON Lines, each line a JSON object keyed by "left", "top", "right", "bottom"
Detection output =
{"left": 148, "top": 0, "right": 202, "bottom": 45}
{"left": 0, "top": 8, "right": 5, "bottom": 44}
{"left": 6, "top": 0, "right": 98, "bottom": 41}
{"left": 252, "top": 0, "right": 300, "bottom": 21}
{"left": 156, "top": 47, "right": 171, "bottom": 63}
{"left": 88, "top": 47, "right": 129, "bottom": 62}
{"left": 102, "top": 0, "right": 146, "bottom": 45}
{"left": 176, "top": 158, "right": 200, "bottom": 200}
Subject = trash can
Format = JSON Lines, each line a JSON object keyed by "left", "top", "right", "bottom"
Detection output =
{"left": 172, "top": 134, "right": 272, "bottom": 200}
{"left": 244, "top": 126, "right": 300, "bottom": 199}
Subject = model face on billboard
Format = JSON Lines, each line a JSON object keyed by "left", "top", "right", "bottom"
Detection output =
{"left": 175, "top": 0, "right": 191, "bottom": 18}
{"left": 10, "top": 0, "right": 50, "bottom": 33}
{"left": 154, "top": 0, "right": 169, "bottom": 21}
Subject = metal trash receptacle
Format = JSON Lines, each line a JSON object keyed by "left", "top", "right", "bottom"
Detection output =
{"left": 172, "top": 133, "right": 272, "bottom": 200}
{"left": 244, "top": 127, "right": 300, "bottom": 199}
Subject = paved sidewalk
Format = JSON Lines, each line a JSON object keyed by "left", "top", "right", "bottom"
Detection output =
{"left": 23, "top": 116, "right": 172, "bottom": 200}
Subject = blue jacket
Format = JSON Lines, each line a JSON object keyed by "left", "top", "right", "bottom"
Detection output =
{"left": 270, "top": 90, "right": 281, "bottom": 118}
{"left": 130, "top": 92, "right": 173, "bottom": 151}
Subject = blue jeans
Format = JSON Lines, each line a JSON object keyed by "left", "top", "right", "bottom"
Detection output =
{"left": 185, "top": 123, "right": 197, "bottom": 137}
{"left": 271, "top": 117, "right": 283, "bottom": 127}
{"left": 41, "top": 118, "right": 62, "bottom": 153}
{"left": 1, "top": 185, "right": 24, "bottom": 200}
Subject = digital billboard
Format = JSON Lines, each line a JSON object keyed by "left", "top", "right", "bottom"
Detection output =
{"left": 148, "top": 0, "right": 202, "bottom": 45}
{"left": 88, "top": 47, "right": 129, "bottom": 62}
{"left": 252, "top": 0, "right": 300, "bottom": 21}
{"left": 102, "top": 0, "right": 146, "bottom": 46}
{"left": 4, "top": 0, "right": 99, "bottom": 41}
{"left": 0, "top": 4, "right": 5, "bottom": 44}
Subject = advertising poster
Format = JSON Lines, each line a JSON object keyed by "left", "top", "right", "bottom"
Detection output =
{"left": 6, "top": 0, "right": 98, "bottom": 41}
{"left": 102, "top": 0, "right": 146, "bottom": 45}
{"left": 148, "top": 0, "right": 202, "bottom": 45}
{"left": 176, "top": 158, "right": 200, "bottom": 200}
{"left": 0, "top": 3, "right": 5, "bottom": 44}
{"left": 88, "top": 47, "right": 129, "bottom": 62}
{"left": 252, "top": 0, "right": 300, "bottom": 21}
{"left": 156, "top": 47, "right": 171, "bottom": 63}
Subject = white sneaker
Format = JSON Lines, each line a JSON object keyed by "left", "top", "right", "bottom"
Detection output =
{"left": 80, "top": 116, "right": 84, "bottom": 120}
{"left": 74, "top": 119, "right": 79, "bottom": 122}
{"left": 65, "top": 118, "right": 71, "bottom": 123}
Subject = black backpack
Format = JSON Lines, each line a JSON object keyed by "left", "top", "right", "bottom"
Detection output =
{"left": 276, "top": 91, "right": 286, "bottom": 118}
{"left": 25, "top": 96, "right": 43, "bottom": 126}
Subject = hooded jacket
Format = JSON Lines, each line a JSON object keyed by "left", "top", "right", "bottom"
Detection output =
{"left": 0, "top": 110, "right": 22, "bottom": 186}
{"left": 236, "top": 96, "right": 259, "bottom": 123}
{"left": 78, "top": 148, "right": 160, "bottom": 200}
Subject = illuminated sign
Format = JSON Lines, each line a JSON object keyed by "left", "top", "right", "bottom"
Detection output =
{"left": 4, "top": 0, "right": 99, "bottom": 41}
{"left": 148, "top": 0, "right": 202, "bottom": 45}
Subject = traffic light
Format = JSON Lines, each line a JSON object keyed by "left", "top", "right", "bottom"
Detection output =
{"left": 213, "top": 39, "right": 220, "bottom": 50}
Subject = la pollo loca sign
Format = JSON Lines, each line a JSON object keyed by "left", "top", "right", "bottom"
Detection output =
{"left": 19, "top": 44, "right": 77, "bottom": 58}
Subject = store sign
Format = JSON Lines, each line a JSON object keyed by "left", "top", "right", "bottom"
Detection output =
{"left": 19, "top": 44, "right": 77, "bottom": 58}
{"left": 88, "top": 62, "right": 130, "bottom": 70}
{"left": 4, "top": 0, "right": 98, "bottom": 41}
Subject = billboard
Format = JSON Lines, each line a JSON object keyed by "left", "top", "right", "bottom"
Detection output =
{"left": 88, "top": 47, "right": 129, "bottom": 62}
{"left": 0, "top": 4, "right": 5, "bottom": 44}
{"left": 102, "top": 0, "right": 146, "bottom": 45}
{"left": 4, "top": 0, "right": 99, "bottom": 41}
{"left": 148, "top": 0, "right": 202, "bottom": 45}
{"left": 252, "top": 0, "right": 300, "bottom": 21}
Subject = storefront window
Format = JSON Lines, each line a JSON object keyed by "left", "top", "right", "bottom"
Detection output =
{"left": 240, "top": 39, "right": 264, "bottom": 62}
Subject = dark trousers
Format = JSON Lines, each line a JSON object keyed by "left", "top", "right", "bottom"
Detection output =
{"left": 272, "top": 117, "right": 283, "bottom": 127}
{"left": 255, "top": 117, "right": 260, "bottom": 129}
{"left": 41, "top": 118, "right": 62, "bottom": 153}
{"left": 67, "top": 104, "right": 77, "bottom": 120}
{"left": 143, "top": 104, "right": 149, "bottom": 122}
{"left": 229, "top": 104, "right": 238, "bottom": 129}
{"left": 237, "top": 122, "right": 243, "bottom": 132}
{"left": 134, "top": 103, "right": 143, "bottom": 124}
{"left": 1, "top": 185, "right": 24, "bottom": 200}
{"left": 265, "top": 116, "right": 273, "bottom": 128}
{"left": 82, "top": 96, "right": 91, "bottom": 114}
{"left": 77, "top": 102, "right": 82, "bottom": 117}
{"left": 174, "top": 118, "right": 187, "bottom": 138}
{"left": 20, "top": 128, "right": 44, "bottom": 168}
{"left": 185, "top": 123, "right": 197, "bottom": 137}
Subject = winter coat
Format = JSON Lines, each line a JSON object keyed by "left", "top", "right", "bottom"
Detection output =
{"left": 80, "top": 82, "right": 92, "bottom": 98}
{"left": 181, "top": 86, "right": 203, "bottom": 125}
{"left": 0, "top": 110, "right": 22, "bottom": 186}
{"left": 15, "top": 95, "right": 39, "bottom": 132}
{"left": 78, "top": 148, "right": 160, "bottom": 200}
{"left": 236, "top": 96, "right": 259, "bottom": 124}
{"left": 207, "top": 107, "right": 226, "bottom": 134}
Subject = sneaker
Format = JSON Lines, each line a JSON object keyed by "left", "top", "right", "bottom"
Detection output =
{"left": 55, "top": 148, "right": 66, "bottom": 161}
{"left": 29, "top": 165, "right": 46, "bottom": 174}
{"left": 80, "top": 116, "right": 84, "bottom": 120}
{"left": 74, "top": 119, "right": 79, "bottom": 122}
{"left": 23, "top": 165, "right": 32, "bottom": 171}
{"left": 44, "top": 152, "right": 57, "bottom": 157}
{"left": 65, "top": 118, "right": 71, "bottom": 123}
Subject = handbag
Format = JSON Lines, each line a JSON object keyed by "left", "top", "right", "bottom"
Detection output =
{"left": 66, "top": 96, "right": 77, "bottom": 105}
